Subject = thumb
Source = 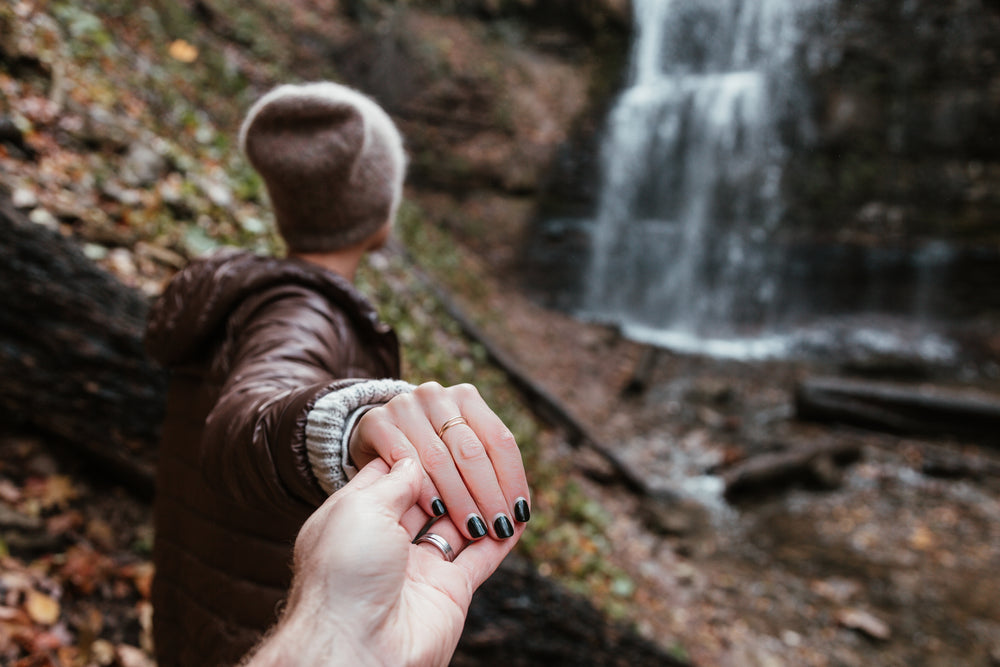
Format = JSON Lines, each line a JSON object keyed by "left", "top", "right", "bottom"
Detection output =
{"left": 358, "top": 457, "right": 423, "bottom": 520}
{"left": 342, "top": 457, "right": 392, "bottom": 493}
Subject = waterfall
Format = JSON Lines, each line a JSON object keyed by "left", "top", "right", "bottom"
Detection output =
{"left": 584, "top": 0, "right": 827, "bottom": 357}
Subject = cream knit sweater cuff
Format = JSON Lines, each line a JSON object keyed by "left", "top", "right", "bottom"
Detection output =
{"left": 305, "top": 379, "right": 415, "bottom": 494}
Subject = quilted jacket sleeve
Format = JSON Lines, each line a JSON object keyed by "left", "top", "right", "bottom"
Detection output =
{"left": 199, "top": 285, "right": 407, "bottom": 511}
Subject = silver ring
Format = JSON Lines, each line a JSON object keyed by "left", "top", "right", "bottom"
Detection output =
{"left": 414, "top": 532, "right": 455, "bottom": 562}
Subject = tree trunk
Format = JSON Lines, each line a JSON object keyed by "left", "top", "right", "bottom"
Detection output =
{"left": 0, "top": 193, "right": 164, "bottom": 497}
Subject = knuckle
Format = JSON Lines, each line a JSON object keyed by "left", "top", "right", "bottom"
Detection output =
{"left": 420, "top": 441, "right": 452, "bottom": 471}
{"left": 489, "top": 426, "right": 519, "bottom": 453}
{"left": 455, "top": 434, "right": 488, "bottom": 463}
{"left": 384, "top": 392, "right": 415, "bottom": 413}
{"left": 453, "top": 383, "right": 479, "bottom": 400}
{"left": 359, "top": 404, "right": 387, "bottom": 425}
{"left": 358, "top": 410, "right": 393, "bottom": 439}
{"left": 386, "top": 441, "right": 414, "bottom": 463}
{"left": 414, "top": 381, "right": 444, "bottom": 398}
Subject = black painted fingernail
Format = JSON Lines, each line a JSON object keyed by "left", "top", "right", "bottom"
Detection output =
{"left": 514, "top": 497, "right": 531, "bottom": 523}
{"left": 431, "top": 498, "right": 446, "bottom": 517}
{"left": 467, "top": 515, "right": 488, "bottom": 539}
{"left": 494, "top": 514, "right": 514, "bottom": 539}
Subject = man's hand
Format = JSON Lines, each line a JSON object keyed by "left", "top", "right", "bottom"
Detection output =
{"left": 244, "top": 457, "right": 524, "bottom": 667}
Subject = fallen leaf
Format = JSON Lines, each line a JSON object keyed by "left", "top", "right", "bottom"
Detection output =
{"left": 0, "top": 604, "right": 26, "bottom": 621}
{"left": 60, "top": 544, "right": 113, "bottom": 595}
{"left": 116, "top": 643, "right": 156, "bottom": 667}
{"left": 810, "top": 577, "right": 861, "bottom": 604}
{"left": 47, "top": 510, "right": 84, "bottom": 536}
{"left": 0, "top": 502, "right": 43, "bottom": 530}
{"left": 0, "top": 567, "right": 35, "bottom": 594}
{"left": 0, "top": 478, "right": 22, "bottom": 503}
{"left": 70, "top": 603, "right": 105, "bottom": 642}
{"left": 836, "top": 607, "right": 891, "bottom": 640}
{"left": 18, "top": 497, "right": 41, "bottom": 519}
{"left": 23, "top": 475, "right": 79, "bottom": 510}
{"left": 91, "top": 638, "right": 115, "bottom": 665}
{"left": 120, "top": 562, "right": 154, "bottom": 600}
{"left": 57, "top": 645, "right": 80, "bottom": 665}
{"left": 909, "top": 525, "right": 935, "bottom": 551}
{"left": 168, "top": 39, "right": 199, "bottom": 63}
{"left": 24, "top": 589, "right": 61, "bottom": 625}
{"left": 137, "top": 600, "right": 154, "bottom": 653}
{"left": 86, "top": 517, "right": 115, "bottom": 550}
{"left": 30, "top": 625, "right": 72, "bottom": 651}
{"left": 111, "top": 579, "right": 132, "bottom": 599}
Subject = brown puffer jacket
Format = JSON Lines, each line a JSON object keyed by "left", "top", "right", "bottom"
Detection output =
{"left": 145, "top": 248, "right": 401, "bottom": 667}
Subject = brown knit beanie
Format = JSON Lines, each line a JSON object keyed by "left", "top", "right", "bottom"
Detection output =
{"left": 239, "top": 82, "right": 406, "bottom": 252}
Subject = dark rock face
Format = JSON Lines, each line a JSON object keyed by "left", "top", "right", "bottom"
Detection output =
{"left": 412, "top": 0, "right": 633, "bottom": 35}
{"left": 786, "top": 0, "right": 1000, "bottom": 245}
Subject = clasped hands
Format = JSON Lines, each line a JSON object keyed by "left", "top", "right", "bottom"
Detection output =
{"left": 246, "top": 381, "right": 530, "bottom": 666}
{"left": 247, "top": 455, "right": 524, "bottom": 666}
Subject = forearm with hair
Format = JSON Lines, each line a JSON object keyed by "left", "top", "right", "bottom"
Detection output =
{"left": 238, "top": 609, "right": 376, "bottom": 667}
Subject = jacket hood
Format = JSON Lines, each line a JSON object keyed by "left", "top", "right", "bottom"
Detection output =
{"left": 145, "top": 248, "right": 387, "bottom": 366}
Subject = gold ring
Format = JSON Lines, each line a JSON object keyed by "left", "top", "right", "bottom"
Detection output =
{"left": 436, "top": 415, "right": 467, "bottom": 439}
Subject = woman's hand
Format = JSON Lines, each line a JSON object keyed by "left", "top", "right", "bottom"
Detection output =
{"left": 348, "top": 382, "right": 531, "bottom": 541}
{"left": 244, "top": 457, "right": 523, "bottom": 667}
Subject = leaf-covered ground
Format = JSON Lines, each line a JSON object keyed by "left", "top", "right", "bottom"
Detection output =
{"left": 0, "top": 436, "right": 155, "bottom": 666}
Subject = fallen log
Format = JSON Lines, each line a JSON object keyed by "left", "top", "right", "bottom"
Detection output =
{"left": 914, "top": 440, "right": 1000, "bottom": 480}
{"left": 0, "top": 192, "right": 164, "bottom": 497}
{"left": 723, "top": 438, "right": 862, "bottom": 500}
{"left": 795, "top": 376, "right": 1000, "bottom": 444}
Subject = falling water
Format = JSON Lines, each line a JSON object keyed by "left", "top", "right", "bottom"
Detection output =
{"left": 584, "top": 0, "right": 831, "bottom": 358}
